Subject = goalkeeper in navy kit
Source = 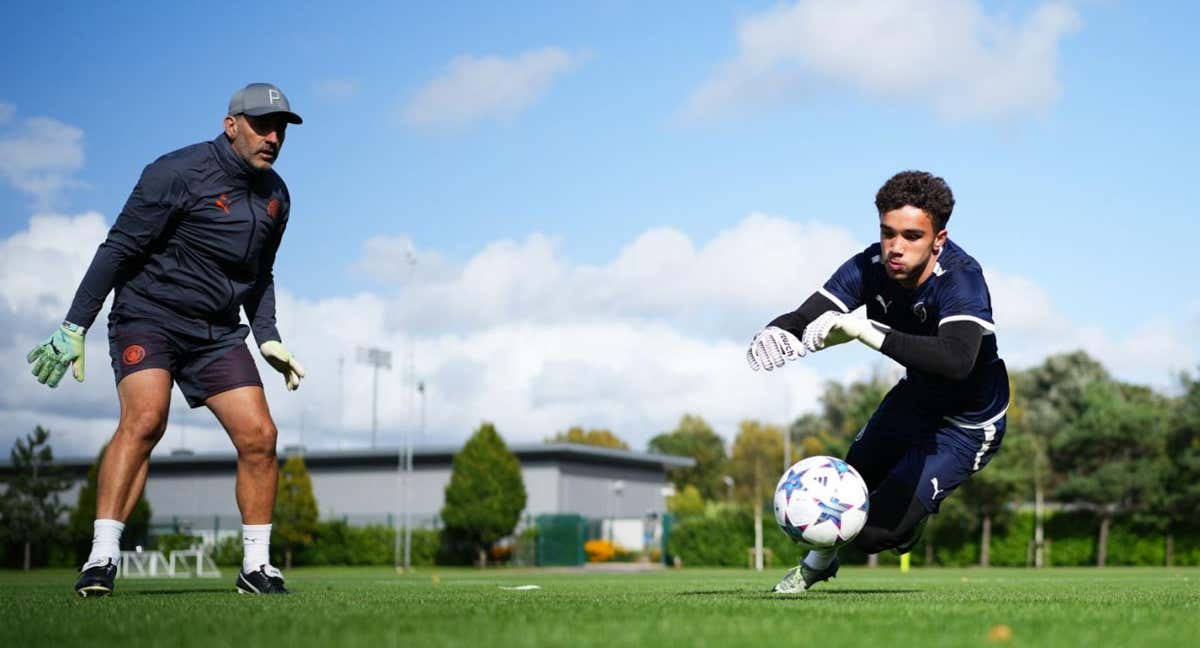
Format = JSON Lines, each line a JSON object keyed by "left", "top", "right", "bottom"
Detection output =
{"left": 747, "top": 170, "right": 1009, "bottom": 593}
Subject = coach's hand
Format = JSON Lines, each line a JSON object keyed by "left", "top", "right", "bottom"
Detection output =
{"left": 27, "top": 322, "right": 87, "bottom": 388}
{"left": 260, "top": 340, "right": 306, "bottom": 390}
{"left": 747, "top": 326, "right": 805, "bottom": 371}
{"left": 805, "top": 312, "right": 885, "bottom": 352}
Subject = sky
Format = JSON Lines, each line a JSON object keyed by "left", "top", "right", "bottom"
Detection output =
{"left": 2, "top": 0, "right": 1198, "bottom": 459}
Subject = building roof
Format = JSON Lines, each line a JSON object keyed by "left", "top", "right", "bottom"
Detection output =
{"left": 1, "top": 442, "right": 696, "bottom": 476}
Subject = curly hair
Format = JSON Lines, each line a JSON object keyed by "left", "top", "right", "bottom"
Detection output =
{"left": 874, "top": 170, "right": 955, "bottom": 231}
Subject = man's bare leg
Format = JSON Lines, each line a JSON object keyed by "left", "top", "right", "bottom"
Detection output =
{"left": 96, "top": 369, "right": 172, "bottom": 520}
{"left": 207, "top": 385, "right": 279, "bottom": 524}
{"left": 206, "top": 385, "right": 288, "bottom": 592}
{"left": 78, "top": 368, "right": 172, "bottom": 594}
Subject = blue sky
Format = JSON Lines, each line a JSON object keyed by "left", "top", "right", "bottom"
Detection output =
{"left": 2, "top": 1, "right": 1198, "bottom": 455}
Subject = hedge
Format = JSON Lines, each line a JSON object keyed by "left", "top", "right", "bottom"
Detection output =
{"left": 670, "top": 507, "right": 1200, "bottom": 567}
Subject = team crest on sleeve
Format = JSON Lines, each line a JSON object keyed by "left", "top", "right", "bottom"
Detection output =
{"left": 267, "top": 199, "right": 280, "bottom": 219}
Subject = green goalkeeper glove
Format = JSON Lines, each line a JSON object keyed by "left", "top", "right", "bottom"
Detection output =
{"left": 27, "top": 322, "right": 86, "bottom": 388}
{"left": 260, "top": 340, "right": 306, "bottom": 390}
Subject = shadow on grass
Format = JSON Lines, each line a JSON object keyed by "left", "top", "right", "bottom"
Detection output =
{"left": 124, "top": 588, "right": 232, "bottom": 596}
{"left": 680, "top": 588, "right": 919, "bottom": 598}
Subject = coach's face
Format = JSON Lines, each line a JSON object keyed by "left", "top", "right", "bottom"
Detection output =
{"left": 224, "top": 113, "right": 288, "bottom": 171}
{"left": 880, "top": 205, "right": 947, "bottom": 288}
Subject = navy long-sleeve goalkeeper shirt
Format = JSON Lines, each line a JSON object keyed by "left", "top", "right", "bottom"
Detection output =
{"left": 66, "top": 134, "right": 290, "bottom": 344}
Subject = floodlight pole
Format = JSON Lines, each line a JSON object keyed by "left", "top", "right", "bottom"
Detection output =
{"left": 356, "top": 347, "right": 392, "bottom": 449}
{"left": 402, "top": 381, "right": 423, "bottom": 572}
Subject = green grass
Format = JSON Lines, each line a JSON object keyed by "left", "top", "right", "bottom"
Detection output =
{"left": 2, "top": 566, "right": 1197, "bottom": 647}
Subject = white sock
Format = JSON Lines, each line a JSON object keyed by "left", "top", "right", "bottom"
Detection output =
{"left": 803, "top": 548, "right": 837, "bottom": 570}
{"left": 85, "top": 519, "right": 125, "bottom": 567}
{"left": 243, "top": 523, "right": 272, "bottom": 573}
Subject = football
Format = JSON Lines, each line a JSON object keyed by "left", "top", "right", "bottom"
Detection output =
{"left": 773, "top": 456, "right": 869, "bottom": 549}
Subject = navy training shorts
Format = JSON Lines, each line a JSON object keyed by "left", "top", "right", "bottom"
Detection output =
{"left": 108, "top": 318, "right": 262, "bottom": 408}
{"left": 845, "top": 378, "right": 1006, "bottom": 515}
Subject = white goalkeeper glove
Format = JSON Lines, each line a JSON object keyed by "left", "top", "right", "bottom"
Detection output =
{"left": 803, "top": 312, "right": 886, "bottom": 352}
{"left": 260, "top": 340, "right": 306, "bottom": 390}
{"left": 747, "top": 326, "right": 806, "bottom": 371}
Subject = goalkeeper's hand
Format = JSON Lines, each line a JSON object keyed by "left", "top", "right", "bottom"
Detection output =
{"left": 27, "top": 322, "right": 87, "bottom": 388}
{"left": 747, "top": 326, "right": 806, "bottom": 371}
{"left": 803, "top": 312, "right": 885, "bottom": 352}
{"left": 260, "top": 340, "right": 306, "bottom": 390}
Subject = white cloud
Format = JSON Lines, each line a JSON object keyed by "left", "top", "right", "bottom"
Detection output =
{"left": 311, "top": 79, "right": 359, "bottom": 100}
{"left": 0, "top": 112, "right": 85, "bottom": 206}
{"left": 2, "top": 210, "right": 1194, "bottom": 460}
{"left": 0, "top": 101, "right": 14, "bottom": 123}
{"left": 401, "top": 47, "right": 585, "bottom": 129}
{"left": 0, "top": 212, "right": 109, "bottom": 320}
{"left": 683, "top": 0, "right": 1081, "bottom": 121}
{"left": 377, "top": 215, "right": 860, "bottom": 338}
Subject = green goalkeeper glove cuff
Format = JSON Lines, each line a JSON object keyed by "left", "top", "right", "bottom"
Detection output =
{"left": 27, "top": 321, "right": 86, "bottom": 388}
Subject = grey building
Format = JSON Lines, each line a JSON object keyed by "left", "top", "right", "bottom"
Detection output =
{"left": 17, "top": 443, "right": 693, "bottom": 551}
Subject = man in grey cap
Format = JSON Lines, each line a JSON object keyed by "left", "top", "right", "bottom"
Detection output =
{"left": 26, "top": 83, "right": 306, "bottom": 597}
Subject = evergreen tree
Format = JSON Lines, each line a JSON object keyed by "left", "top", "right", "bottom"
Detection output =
{"left": 274, "top": 454, "right": 319, "bottom": 569}
{"left": 65, "top": 443, "right": 152, "bottom": 564}
{"left": 1160, "top": 369, "right": 1200, "bottom": 564}
{"left": 441, "top": 422, "right": 526, "bottom": 567}
{"left": 958, "top": 429, "right": 1030, "bottom": 566}
{"left": 1050, "top": 381, "right": 1167, "bottom": 566}
{"left": 1014, "top": 351, "right": 1112, "bottom": 566}
{"left": 0, "top": 427, "right": 72, "bottom": 569}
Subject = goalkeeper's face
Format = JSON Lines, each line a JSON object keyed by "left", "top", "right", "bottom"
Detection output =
{"left": 879, "top": 205, "right": 947, "bottom": 288}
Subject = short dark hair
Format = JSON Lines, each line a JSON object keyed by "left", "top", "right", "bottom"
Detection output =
{"left": 874, "top": 170, "right": 955, "bottom": 231}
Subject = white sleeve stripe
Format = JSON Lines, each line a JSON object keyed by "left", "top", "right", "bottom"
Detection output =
{"left": 939, "top": 315, "right": 996, "bottom": 331}
{"left": 817, "top": 287, "right": 850, "bottom": 313}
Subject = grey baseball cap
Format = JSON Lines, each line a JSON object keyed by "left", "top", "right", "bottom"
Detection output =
{"left": 227, "top": 83, "right": 303, "bottom": 124}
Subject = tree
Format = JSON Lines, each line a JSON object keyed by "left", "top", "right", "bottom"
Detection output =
{"left": 274, "top": 455, "right": 319, "bottom": 569}
{"left": 957, "top": 429, "right": 1030, "bottom": 566}
{"left": 442, "top": 422, "right": 527, "bottom": 567}
{"left": 729, "top": 420, "right": 783, "bottom": 571}
{"left": 0, "top": 427, "right": 72, "bottom": 570}
{"left": 667, "top": 484, "right": 705, "bottom": 518}
{"left": 812, "top": 372, "right": 893, "bottom": 457}
{"left": 647, "top": 414, "right": 729, "bottom": 501}
{"left": 788, "top": 413, "right": 839, "bottom": 460}
{"left": 1014, "top": 351, "right": 1112, "bottom": 567}
{"left": 1049, "top": 381, "right": 1167, "bottom": 567}
{"left": 65, "top": 443, "right": 152, "bottom": 565}
{"left": 1160, "top": 369, "right": 1200, "bottom": 564}
{"left": 548, "top": 426, "right": 629, "bottom": 450}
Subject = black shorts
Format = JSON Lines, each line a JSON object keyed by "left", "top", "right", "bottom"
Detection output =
{"left": 845, "top": 379, "right": 1006, "bottom": 515}
{"left": 108, "top": 318, "right": 262, "bottom": 408}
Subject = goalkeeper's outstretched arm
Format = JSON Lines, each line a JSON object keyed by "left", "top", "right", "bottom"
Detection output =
{"left": 767, "top": 291, "right": 844, "bottom": 339}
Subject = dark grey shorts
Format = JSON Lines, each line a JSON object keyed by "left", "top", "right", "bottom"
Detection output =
{"left": 108, "top": 318, "right": 262, "bottom": 408}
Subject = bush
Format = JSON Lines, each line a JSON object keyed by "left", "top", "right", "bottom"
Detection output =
{"left": 669, "top": 508, "right": 753, "bottom": 566}
{"left": 153, "top": 533, "right": 203, "bottom": 553}
{"left": 585, "top": 539, "right": 615, "bottom": 562}
{"left": 211, "top": 534, "right": 242, "bottom": 567}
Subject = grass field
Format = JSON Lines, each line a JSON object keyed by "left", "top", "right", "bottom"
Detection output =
{"left": 2, "top": 566, "right": 1197, "bottom": 647}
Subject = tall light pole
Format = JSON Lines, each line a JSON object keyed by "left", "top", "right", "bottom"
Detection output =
{"left": 356, "top": 347, "right": 392, "bottom": 448}
{"left": 337, "top": 356, "right": 345, "bottom": 450}
{"left": 401, "top": 381, "right": 424, "bottom": 571}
